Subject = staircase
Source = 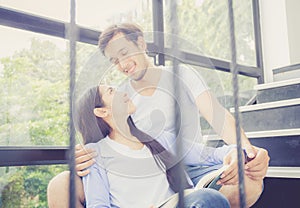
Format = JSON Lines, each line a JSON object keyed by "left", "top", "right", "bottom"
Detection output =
{"left": 205, "top": 78, "right": 300, "bottom": 207}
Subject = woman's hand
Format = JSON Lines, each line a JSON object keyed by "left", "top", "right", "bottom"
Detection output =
{"left": 75, "top": 144, "right": 97, "bottom": 177}
{"left": 217, "top": 149, "right": 239, "bottom": 185}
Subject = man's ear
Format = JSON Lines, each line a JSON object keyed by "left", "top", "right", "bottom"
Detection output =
{"left": 93, "top": 107, "right": 109, "bottom": 118}
{"left": 137, "top": 36, "right": 147, "bottom": 51}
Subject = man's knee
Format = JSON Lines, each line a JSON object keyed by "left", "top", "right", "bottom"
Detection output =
{"left": 49, "top": 171, "right": 70, "bottom": 186}
{"left": 244, "top": 177, "right": 264, "bottom": 207}
{"left": 47, "top": 171, "right": 86, "bottom": 208}
{"left": 219, "top": 176, "right": 263, "bottom": 208}
{"left": 47, "top": 171, "right": 71, "bottom": 207}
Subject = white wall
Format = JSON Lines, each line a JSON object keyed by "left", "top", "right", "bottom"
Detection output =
{"left": 286, "top": 0, "right": 300, "bottom": 64}
{"left": 260, "top": 0, "right": 300, "bottom": 83}
{"left": 260, "top": 0, "right": 290, "bottom": 83}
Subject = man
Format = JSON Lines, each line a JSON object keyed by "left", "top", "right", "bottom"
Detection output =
{"left": 48, "top": 23, "right": 269, "bottom": 208}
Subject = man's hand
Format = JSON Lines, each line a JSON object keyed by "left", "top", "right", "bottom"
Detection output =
{"left": 218, "top": 146, "right": 270, "bottom": 185}
{"left": 244, "top": 146, "right": 270, "bottom": 181}
{"left": 243, "top": 143, "right": 257, "bottom": 162}
{"left": 75, "top": 144, "right": 97, "bottom": 177}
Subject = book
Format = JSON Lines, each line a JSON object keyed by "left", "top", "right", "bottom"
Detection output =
{"left": 194, "top": 165, "right": 228, "bottom": 190}
{"left": 156, "top": 165, "right": 228, "bottom": 208}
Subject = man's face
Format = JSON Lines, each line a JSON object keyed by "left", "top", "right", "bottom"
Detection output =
{"left": 104, "top": 32, "right": 149, "bottom": 81}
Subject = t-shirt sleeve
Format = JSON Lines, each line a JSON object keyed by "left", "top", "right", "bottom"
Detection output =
{"left": 178, "top": 64, "right": 209, "bottom": 99}
{"left": 83, "top": 143, "right": 111, "bottom": 208}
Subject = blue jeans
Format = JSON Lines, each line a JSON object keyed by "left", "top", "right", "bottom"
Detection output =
{"left": 185, "top": 164, "right": 223, "bottom": 186}
{"left": 179, "top": 188, "right": 230, "bottom": 208}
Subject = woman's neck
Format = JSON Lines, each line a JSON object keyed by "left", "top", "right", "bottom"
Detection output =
{"left": 108, "top": 118, "right": 143, "bottom": 150}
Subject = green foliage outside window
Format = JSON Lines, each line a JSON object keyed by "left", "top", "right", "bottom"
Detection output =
{"left": 0, "top": 1, "right": 257, "bottom": 206}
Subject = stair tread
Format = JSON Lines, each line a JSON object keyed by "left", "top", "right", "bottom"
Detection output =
{"left": 254, "top": 78, "right": 300, "bottom": 90}
{"left": 230, "top": 98, "right": 300, "bottom": 112}
{"left": 267, "top": 167, "right": 300, "bottom": 178}
{"left": 203, "top": 128, "right": 300, "bottom": 140}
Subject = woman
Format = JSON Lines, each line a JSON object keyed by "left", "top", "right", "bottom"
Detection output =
{"left": 74, "top": 85, "right": 230, "bottom": 208}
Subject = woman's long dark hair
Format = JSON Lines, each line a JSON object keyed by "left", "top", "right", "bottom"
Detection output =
{"left": 75, "top": 86, "right": 192, "bottom": 192}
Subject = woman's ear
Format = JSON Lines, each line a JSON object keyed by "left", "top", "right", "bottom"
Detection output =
{"left": 93, "top": 107, "right": 109, "bottom": 118}
{"left": 137, "top": 36, "right": 147, "bottom": 51}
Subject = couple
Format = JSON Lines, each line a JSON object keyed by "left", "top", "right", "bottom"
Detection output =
{"left": 76, "top": 84, "right": 231, "bottom": 207}
{"left": 47, "top": 22, "right": 269, "bottom": 207}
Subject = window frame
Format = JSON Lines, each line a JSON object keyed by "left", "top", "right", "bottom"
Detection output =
{"left": 0, "top": 0, "right": 264, "bottom": 166}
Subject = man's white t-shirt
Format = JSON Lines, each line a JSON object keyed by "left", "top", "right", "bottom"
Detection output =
{"left": 119, "top": 65, "right": 209, "bottom": 143}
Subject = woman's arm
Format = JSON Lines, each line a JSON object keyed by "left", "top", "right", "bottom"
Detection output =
{"left": 82, "top": 163, "right": 111, "bottom": 208}
{"left": 81, "top": 143, "right": 111, "bottom": 208}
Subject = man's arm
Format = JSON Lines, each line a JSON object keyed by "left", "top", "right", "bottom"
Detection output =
{"left": 195, "top": 90, "right": 269, "bottom": 180}
{"left": 196, "top": 90, "right": 255, "bottom": 153}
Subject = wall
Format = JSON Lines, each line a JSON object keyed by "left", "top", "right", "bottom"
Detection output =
{"left": 260, "top": 0, "right": 300, "bottom": 83}
{"left": 286, "top": 0, "right": 300, "bottom": 65}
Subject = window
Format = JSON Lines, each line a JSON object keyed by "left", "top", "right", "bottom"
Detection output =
{"left": 0, "top": 26, "right": 69, "bottom": 146}
{"left": 0, "top": 1, "right": 263, "bottom": 206}
{"left": 0, "top": 0, "right": 69, "bottom": 21}
{"left": 0, "top": 165, "right": 67, "bottom": 207}
{"left": 76, "top": 0, "right": 153, "bottom": 38}
{"left": 163, "top": 0, "right": 256, "bottom": 66}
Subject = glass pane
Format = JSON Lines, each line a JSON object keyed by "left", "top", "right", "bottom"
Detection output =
{"left": 0, "top": 26, "right": 108, "bottom": 146}
{"left": 75, "top": 45, "right": 126, "bottom": 93}
{"left": 76, "top": 0, "right": 153, "bottom": 41}
{"left": 0, "top": 26, "right": 69, "bottom": 146}
{"left": 0, "top": 165, "right": 67, "bottom": 207}
{"left": 195, "top": 66, "right": 257, "bottom": 109}
{"left": 163, "top": 0, "right": 256, "bottom": 66}
{"left": 234, "top": 0, "right": 256, "bottom": 66}
{"left": 164, "top": 0, "right": 230, "bottom": 60}
{"left": 0, "top": 0, "right": 70, "bottom": 21}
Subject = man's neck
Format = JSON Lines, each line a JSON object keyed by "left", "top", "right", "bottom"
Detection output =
{"left": 130, "top": 65, "right": 162, "bottom": 96}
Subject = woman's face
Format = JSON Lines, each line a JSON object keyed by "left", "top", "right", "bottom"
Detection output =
{"left": 98, "top": 85, "right": 136, "bottom": 117}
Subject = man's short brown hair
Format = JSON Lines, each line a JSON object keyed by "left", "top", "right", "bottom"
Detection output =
{"left": 98, "top": 23, "right": 144, "bottom": 56}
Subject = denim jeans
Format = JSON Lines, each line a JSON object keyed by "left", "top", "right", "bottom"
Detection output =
{"left": 179, "top": 188, "right": 230, "bottom": 208}
{"left": 185, "top": 164, "right": 223, "bottom": 186}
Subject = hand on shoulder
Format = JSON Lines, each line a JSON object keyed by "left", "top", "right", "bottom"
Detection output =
{"left": 75, "top": 143, "right": 97, "bottom": 177}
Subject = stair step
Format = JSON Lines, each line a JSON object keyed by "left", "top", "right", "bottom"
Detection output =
{"left": 254, "top": 78, "right": 300, "bottom": 103}
{"left": 204, "top": 129, "right": 300, "bottom": 167}
{"left": 229, "top": 98, "right": 300, "bottom": 132}
{"left": 254, "top": 78, "right": 300, "bottom": 90}
{"left": 251, "top": 177, "right": 300, "bottom": 208}
{"left": 203, "top": 128, "right": 300, "bottom": 140}
{"left": 267, "top": 167, "right": 300, "bottom": 178}
{"left": 273, "top": 64, "right": 300, "bottom": 81}
{"left": 231, "top": 97, "right": 300, "bottom": 112}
